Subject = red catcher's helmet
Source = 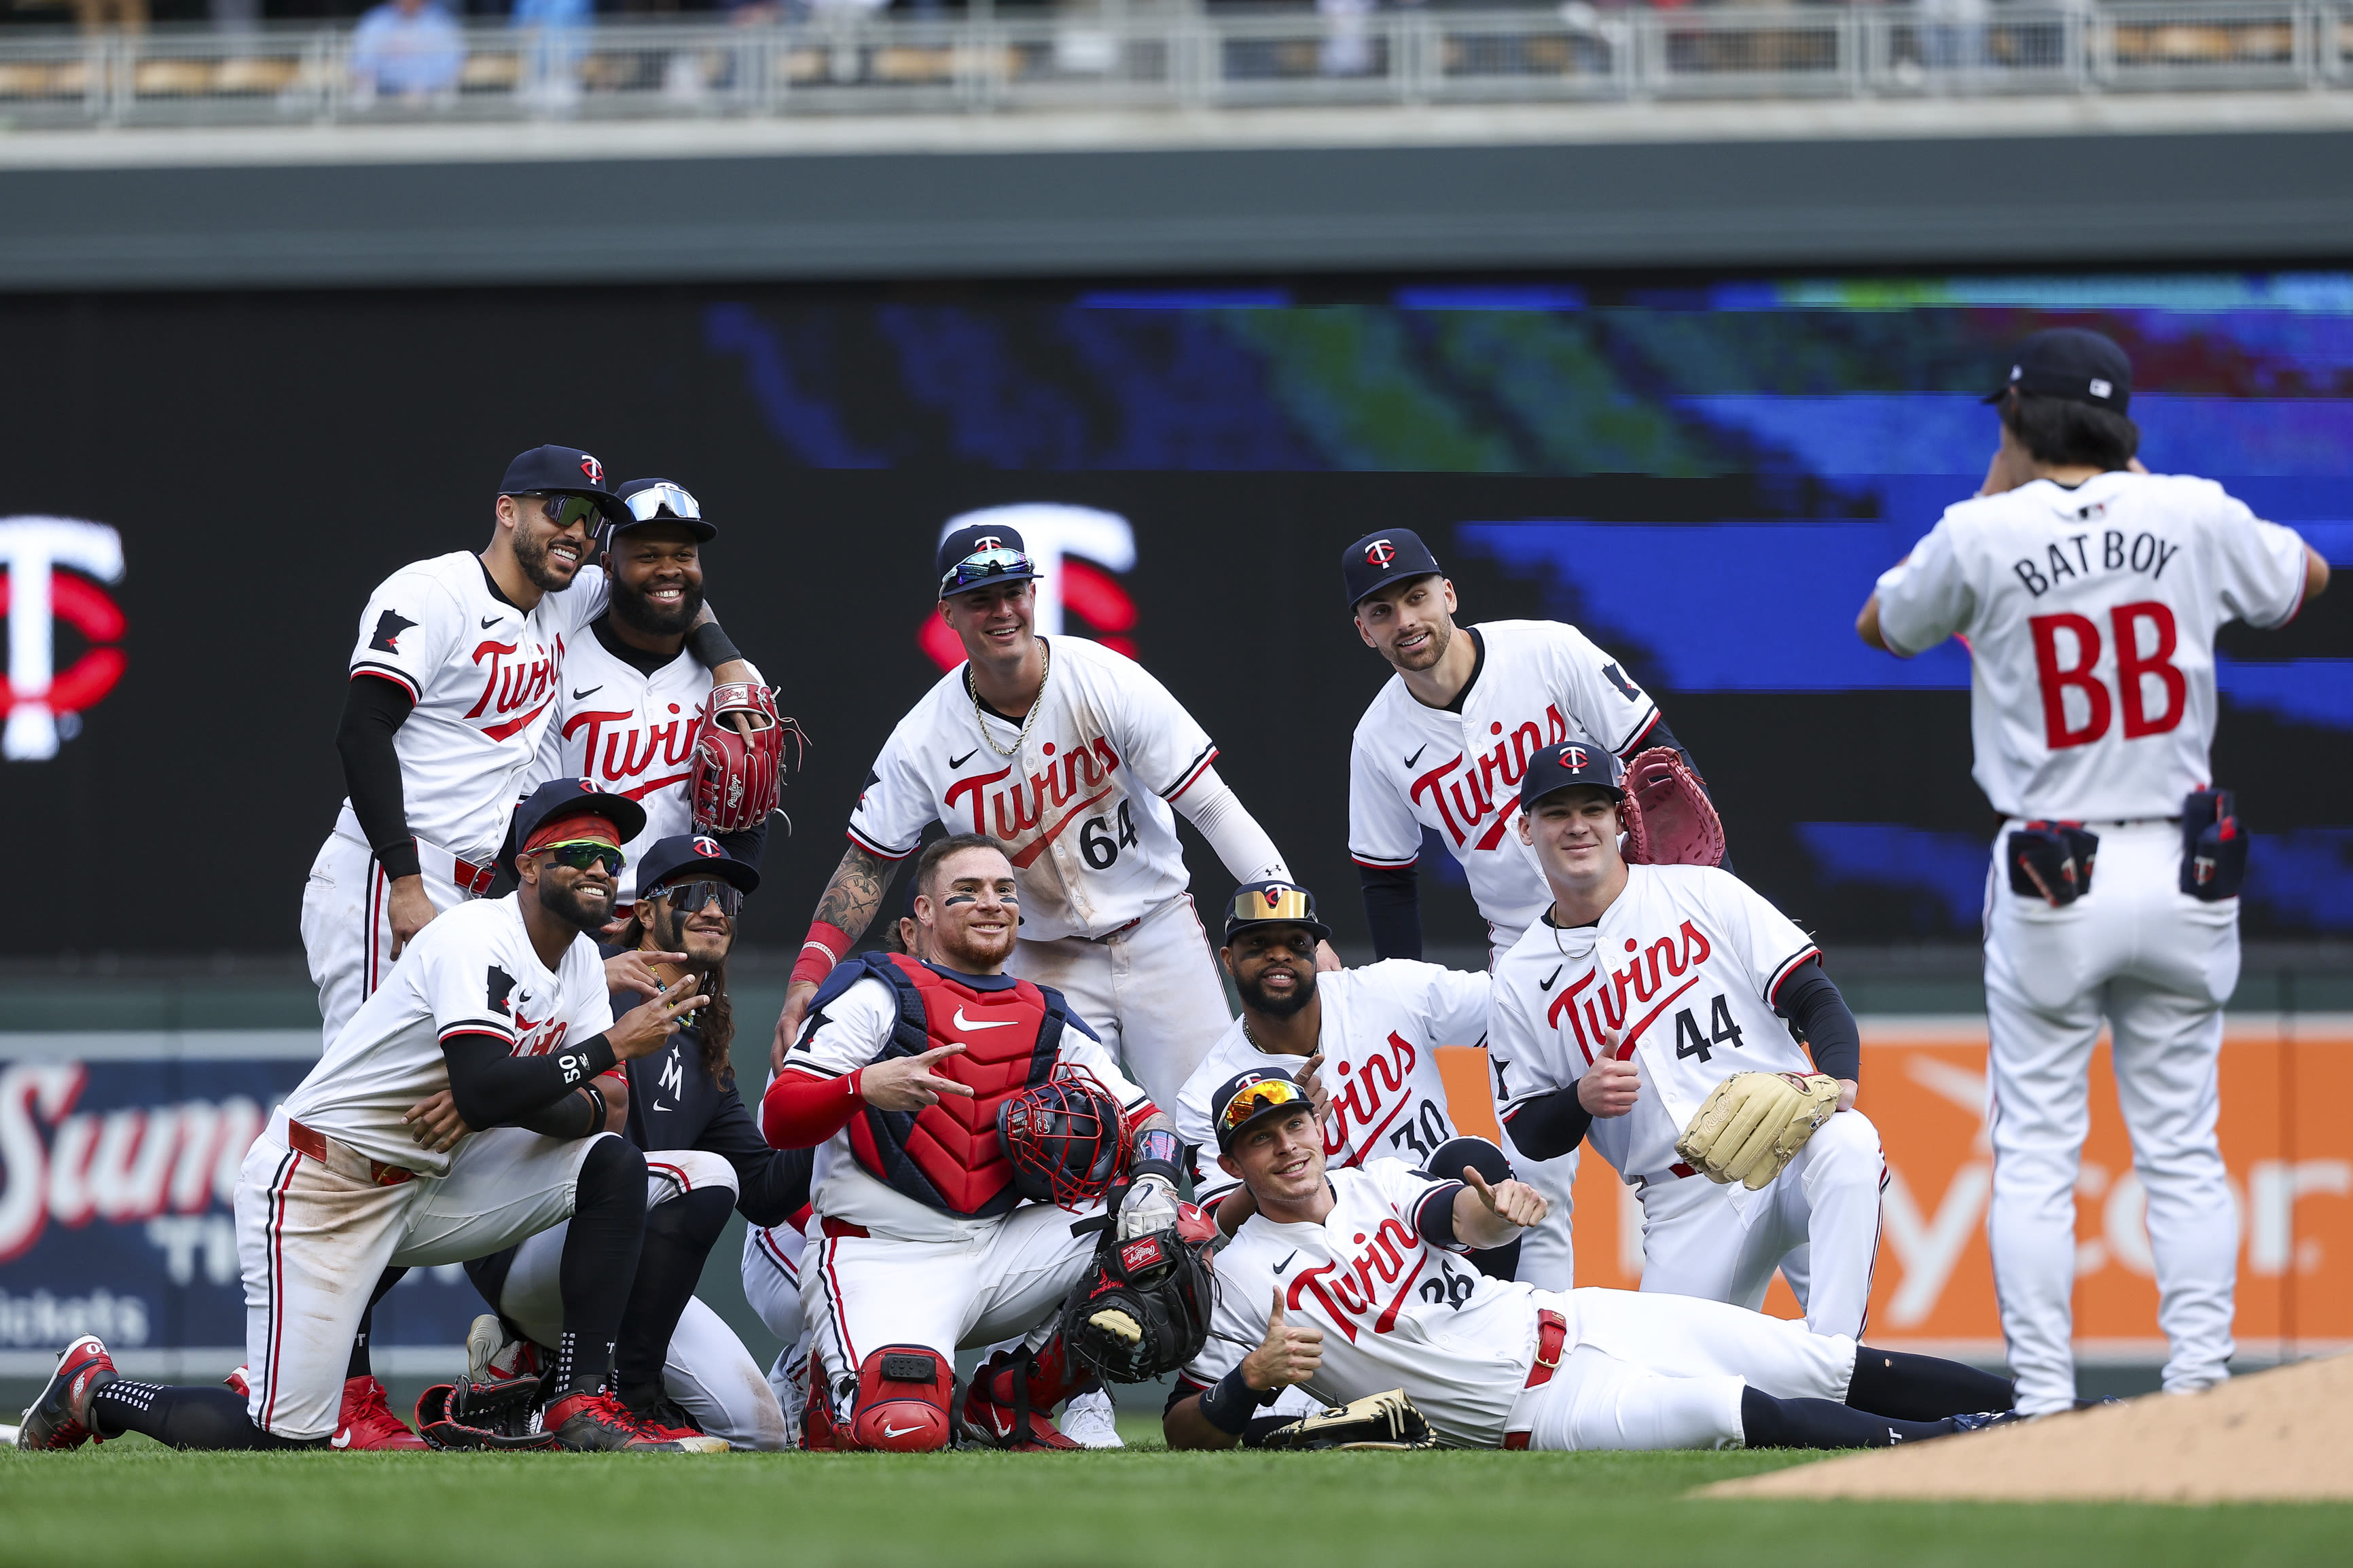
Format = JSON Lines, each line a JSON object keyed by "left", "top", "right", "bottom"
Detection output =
{"left": 996, "top": 1066, "right": 1128, "bottom": 1210}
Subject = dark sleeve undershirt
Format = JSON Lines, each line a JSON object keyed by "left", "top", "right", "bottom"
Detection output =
{"left": 685, "top": 620, "right": 743, "bottom": 671}
{"left": 697, "top": 1082, "right": 814, "bottom": 1226}
{"left": 516, "top": 1086, "right": 603, "bottom": 1141}
{"left": 1359, "top": 863, "right": 1422, "bottom": 962}
{"left": 1773, "top": 960, "right": 1860, "bottom": 1082}
{"left": 1501, "top": 1089, "right": 1594, "bottom": 1164}
{"left": 441, "top": 1030, "right": 617, "bottom": 1132}
{"left": 338, "top": 676, "right": 421, "bottom": 881}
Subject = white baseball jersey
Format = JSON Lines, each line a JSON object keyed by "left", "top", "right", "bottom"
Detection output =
{"left": 1491, "top": 867, "right": 1818, "bottom": 1183}
{"left": 1873, "top": 472, "right": 2309, "bottom": 820}
{"left": 1174, "top": 961, "right": 1490, "bottom": 1205}
{"left": 787, "top": 970, "right": 1151, "bottom": 1243}
{"left": 1349, "top": 621, "right": 1662, "bottom": 947}
{"left": 847, "top": 636, "right": 1219, "bottom": 941}
{"left": 281, "top": 895, "right": 615, "bottom": 1178}
{"left": 1181, "top": 1160, "right": 1541, "bottom": 1446}
{"left": 345, "top": 551, "right": 609, "bottom": 864}
{"left": 526, "top": 618, "right": 713, "bottom": 901}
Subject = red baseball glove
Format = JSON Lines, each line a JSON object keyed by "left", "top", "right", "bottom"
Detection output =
{"left": 691, "top": 683, "right": 804, "bottom": 835}
{"left": 1619, "top": 746, "right": 1725, "bottom": 868}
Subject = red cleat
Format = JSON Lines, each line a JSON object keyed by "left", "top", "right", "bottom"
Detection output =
{"left": 333, "top": 1375, "right": 429, "bottom": 1451}
{"left": 961, "top": 1347, "right": 1084, "bottom": 1452}
{"left": 543, "top": 1391, "right": 690, "bottom": 1452}
{"left": 16, "top": 1335, "right": 118, "bottom": 1451}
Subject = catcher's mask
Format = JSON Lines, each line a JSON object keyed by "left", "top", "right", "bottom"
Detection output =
{"left": 997, "top": 1066, "right": 1127, "bottom": 1209}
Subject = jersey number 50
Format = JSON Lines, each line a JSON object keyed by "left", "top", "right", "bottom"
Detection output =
{"left": 2030, "top": 601, "right": 2187, "bottom": 750}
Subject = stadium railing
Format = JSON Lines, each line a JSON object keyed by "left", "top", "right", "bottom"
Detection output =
{"left": 0, "top": 3, "right": 2340, "bottom": 130}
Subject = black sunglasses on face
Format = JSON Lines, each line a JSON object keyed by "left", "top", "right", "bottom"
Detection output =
{"left": 539, "top": 843, "right": 623, "bottom": 876}
{"left": 652, "top": 880, "right": 743, "bottom": 917}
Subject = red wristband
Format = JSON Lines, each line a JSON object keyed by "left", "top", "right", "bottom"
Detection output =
{"left": 792, "top": 921, "right": 852, "bottom": 989}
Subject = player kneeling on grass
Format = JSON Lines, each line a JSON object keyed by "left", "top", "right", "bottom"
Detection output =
{"left": 761, "top": 833, "right": 1185, "bottom": 1451}
{"left": 1164, "top": 1076, "right": 2019, "bottom": 1453}
{"left": 18, "top": 782, "right": 713, "bottom": 1455}
{"left": 448, "top": 835, "right": 811, "bottom": 1451}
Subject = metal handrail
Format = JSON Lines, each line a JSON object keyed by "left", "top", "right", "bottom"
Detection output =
{"left": 0, "top": 3, "right": 2338, "bottom": 129}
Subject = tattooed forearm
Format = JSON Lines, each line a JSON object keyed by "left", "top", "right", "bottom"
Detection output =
{"left": 812, "top": 844, "right": 891, "bottom": 943}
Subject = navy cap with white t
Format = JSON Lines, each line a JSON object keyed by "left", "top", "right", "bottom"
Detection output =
{"left": 510, "top": 778, "right": 647, "bottom": 864}
{"left": 936, "top": 522, "right": 1041, "bottom": 600}
{"left": 634, "top": 834, "right": 759, "bottom": 898}
{"left": 1518, "top": 740, "right": 1626, "bottom": 814}
{"left": 1985, "top": 328, "right": 2134, "bottom": 414}
{"left": 1340, "top": 528, "right": 1445, "bottom": 609}
{"left": 497, "top": 444, "right": 631, "bottom": 522}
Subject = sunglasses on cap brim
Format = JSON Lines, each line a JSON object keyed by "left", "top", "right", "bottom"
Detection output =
{"left": 648, "top": 879, "right": 743, "bottom": 917}
{"left": 621, "top": 482, "right": 700, "bottom": 525}
{"left": 939, "top": 546, "right": 1037, "bottom": 598}
{"left": 536, "top": 841, "right": 624, "bottom": 875}
{"left": 1219, "top": 1078, "right": 1312, "bottom": 1135}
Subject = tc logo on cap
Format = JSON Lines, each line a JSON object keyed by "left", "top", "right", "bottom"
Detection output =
{"left": 575, "top": 776, "right": 596, "bottom": 793}
{"left": 1365, "top": 539, "right": 1397, "bottom": 568}
{"left": 579, "top": 454, "right": 604, "bottom": 486}
{"left": 691, "top": 837, "right": 721, "bottom": 858}
{"left": 971, "top": 534, "right": 1005, "bottom": 551}
{"left": 1561, "top": 744, "right": 1589, "bottom": 770}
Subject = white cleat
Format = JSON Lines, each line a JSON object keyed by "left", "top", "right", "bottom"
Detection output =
{"left": 1060, "top": 1386, "right": 1124, "bottom": 1449}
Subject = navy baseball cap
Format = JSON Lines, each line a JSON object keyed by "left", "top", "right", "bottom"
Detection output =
{"left": 1519, "top": 740, "right": 1625, "bottom": 813}
{"left": 1341, "top": 528, "right": 1445, "bottom": 609}
{"left": 613, "top": 479, "right": 717, "bottom": 543}
{"left": 1986, "top": 329, "right": 2133, "bottom": 414}
{"left": 937, "top": 522, "right": 1041, "bottom": 600}
{"left": 1222, "top": 879, "right": 1332, "bottom": 946}
{"left": 634, "top": 834, "right": 759, "bottom": 897}
{"left": 499, "top": 445, "right": 632, "bottom": 523}
{"left": 1208, "top": 1070, "right": 1318, "bottom": 1153}
{"left": 510, "top": 779, "right": 647, "bottom": 864}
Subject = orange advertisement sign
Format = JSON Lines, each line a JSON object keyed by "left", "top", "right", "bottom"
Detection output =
{"left": 1436, "top": 1015, "right": 2353, "bottom": 1357}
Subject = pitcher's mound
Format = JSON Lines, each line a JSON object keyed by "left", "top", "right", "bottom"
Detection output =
{"left": 1701, "top": 1353, "right": 2353, "bottom": 1503}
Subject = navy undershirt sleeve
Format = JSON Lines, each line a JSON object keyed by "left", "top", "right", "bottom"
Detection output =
{"left": 338, "top": 676, "right": 420, "bottom": 881}
{"left": 1774, "top": 960, "right": 1860, "bottom": 1082}
{"left": 1359, "top": 863, "right": 1422, "bottom": 962}
{"left": 1501, "top": 1089, "right": 1594, "bottom": 1163}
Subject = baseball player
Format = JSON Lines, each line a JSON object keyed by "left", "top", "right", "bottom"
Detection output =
{"left": 1856, "top": 327, "right": 2331, "bottom": 1414}
{"left": 455, "top": 835, "right": 810, "bottom": 1449}
{"left": 772, "top": 521, "right": 1327, "bottom": 1112}
{"left": 1490, "top": 742, "right": 1882, "bottom": 1338}
{"left": 523, "top": 477, "right": 787, "bottom": 915}
{"left": 19, "top": 782, "right": 713, "bottom": 1453}
{"left": 1164, "top": 1079, "right": 2017, "bottom": 1451}
{"left": 1175, "top": 879, "right": 1521, "bottom": 1273}
{"left": 760, "top": 833, "right": 1187, "bottom": 1451}
{"left": 1342, "top": 528, "right": 1718, "bottom": 1288}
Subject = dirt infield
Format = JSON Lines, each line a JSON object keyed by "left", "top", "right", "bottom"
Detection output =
{"left": 1702, "top": 1353, "right": 2353, "bottom": 1503}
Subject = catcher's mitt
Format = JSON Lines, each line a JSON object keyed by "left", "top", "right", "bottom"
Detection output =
{"left": 1059, "top": 1201, "right": 1217, "bottom": 1384}
{"left": 691, "top": 683, "right": 804, "bottom": 836}
{"left": 1259, "top": 1390, "right": 1437, "bottom": 1451}
{"left": 1674, "top": 1071, "right": 1841, "bottom": 1190}
{"left": 1619, "top": 746, "right": 1725, "bottom": 868}
{"left": 414, "top": 1374, "right": 556, "bottom": 1451}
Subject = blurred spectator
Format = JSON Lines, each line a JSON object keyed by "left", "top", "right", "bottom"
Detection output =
{"left": 1320, "top": 0, "right": 1373, "bottom": 77}
{"left": 1921, "top": 0, "right": 1990, "bottom": 77}
{"left": 349, "top": 0, "right": 465, "bottom": 107}
{"left": 71, "top": 0, "right": 147, "bottom": 33}
{"left": 514, "top": 0, "right": 592, "bottom": 112}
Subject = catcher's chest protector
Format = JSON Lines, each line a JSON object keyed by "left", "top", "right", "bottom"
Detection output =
{"left": 848, "top": 954, "right": 1066, "bottom": 1217}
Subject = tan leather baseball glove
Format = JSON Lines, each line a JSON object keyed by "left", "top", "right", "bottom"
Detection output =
{"left": 1674, "top": 1071, "right": 1841, "bottom": 1190}
{"left": 1257, "top": 1389, "right": 1437, "bottom": 1451}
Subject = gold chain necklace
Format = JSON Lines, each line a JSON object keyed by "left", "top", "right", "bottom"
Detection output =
{"left": 970, "top": 638, "right": 1050, "bottom": 759}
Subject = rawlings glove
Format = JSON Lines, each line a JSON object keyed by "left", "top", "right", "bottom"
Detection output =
{"left": 1060, "top": 1205, "right": 1217, "bottom": 1383}
{"left": 1674, "top": 1071, "right": 1842, "bottom": 1190}
{"left": 414, "top": 1374, "right": 556, "bottom": 1451}
{"left": 691, "top": 683, "right": 804, "bottom": 836}
{"left": 1258, "top": 1390, "right": 1437, "bottom": 1451}
{"left": 1118, "top": 1173, "right": 1179, "bottom": 1241}
{"left": 1620, "top": 746, "right": 1726, "bottom": 868}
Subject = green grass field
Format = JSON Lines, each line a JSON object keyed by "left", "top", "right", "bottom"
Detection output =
{"left": 5, "top": 1426, "right": 2348, "bottom": 1568}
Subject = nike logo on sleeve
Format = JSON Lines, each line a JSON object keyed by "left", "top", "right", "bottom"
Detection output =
{"left": 952, "top": 1006, "right": 1016, "bottom": 1032}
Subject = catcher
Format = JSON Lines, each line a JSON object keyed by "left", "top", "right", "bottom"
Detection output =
{"left": 1489, "top": 742, "right": 1883, "bottom": 1339}
{"left": 760, "top": 833, "right": 1189, "bottom": 1452}
{"left": 1164, "top": 1078, "right": 2017, "bottom": 1452}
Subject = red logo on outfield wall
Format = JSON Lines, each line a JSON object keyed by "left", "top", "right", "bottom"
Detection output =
{"left": 1, "top": 517, "right": 126, "bottom": 763}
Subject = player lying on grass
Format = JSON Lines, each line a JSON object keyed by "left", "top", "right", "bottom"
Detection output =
{"left": 19, "top": 783, "right": 713, "bottom": 1453}
{"left": 761, "top": 833, "right": 1185, "bottom": 1451}
{"left": 451, "top": 835, "right": 811, "bottom": 1449}
{"left": 1162, "top": 1076, "right": 2019, "bottom": 1452}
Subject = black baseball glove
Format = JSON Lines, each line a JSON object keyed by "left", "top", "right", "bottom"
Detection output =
{"left": 414, "top": 1374, "right": 557, "bottom": 1451}
{"left": 1059, "top": 1201, "right": 1217, "bottom": 1384}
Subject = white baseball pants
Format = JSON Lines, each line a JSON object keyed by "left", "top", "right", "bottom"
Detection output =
{"left": 300, "top": 810, "right": 481, "bottom": 1046}
{"left": 741, "top": 1218, "right": 810, "bottom": 1442}
{"left": 1629, "top": 1110, "right": 1887, "bottom": 1339}
{"left": 495, "top": 1148, "right": 787, "bottom": 1451}
{"left": 1983, "top": 818, "right": 2240, "bottom": 1414}
{"left": 1524, "top": 1286, "right": 1856, "bottom": 1451}
{"left": 236, "top": 1119, "right": 601, "bottom": 1440}
{"left": 1007, "top": 894, "right": 1229, "bottom": 1114}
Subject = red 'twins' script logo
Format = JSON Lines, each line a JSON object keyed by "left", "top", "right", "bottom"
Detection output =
{"left": 467, "top": 634, "right": 564, "bottom": 742}
{"left": 2, "top": 517, "right": 126, "bottom": 763}
{"left": 944, "top": 737, "right": 1123, "bottom": 869}
{"left": 1286, "top": 1216, "right": 1426, "bottom": 1342}
{"left": 1549, "top": 924, "right": 1715, "bottom": 1063}
{"left": 1414, "top": 706, "right": 1575, "bottom": 852}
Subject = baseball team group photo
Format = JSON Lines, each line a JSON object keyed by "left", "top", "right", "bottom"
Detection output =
{"left": 7, "top": 310, "right": 2338, "bottom": 1510}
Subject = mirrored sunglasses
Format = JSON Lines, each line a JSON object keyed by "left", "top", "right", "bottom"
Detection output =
{"left": 939, "top": 546, "right": 1037, "bottom": 598}
{"left": 532, "top": 492, "right": 608, "bottom": 532}
{"left": 537, "top": 841, "right": 623, "bottom": 875}
{"left": 1219, "top": 1078, "right": 1309, "bottom": 1133}
{"left": 623, "top": 482, "right": 701, "bottom": 524}
{"left": 1229, "top": 886, "right": 1314, "bottom": 927}
{"left": 651, "top": 879, "right": 742, "bottom": 917}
